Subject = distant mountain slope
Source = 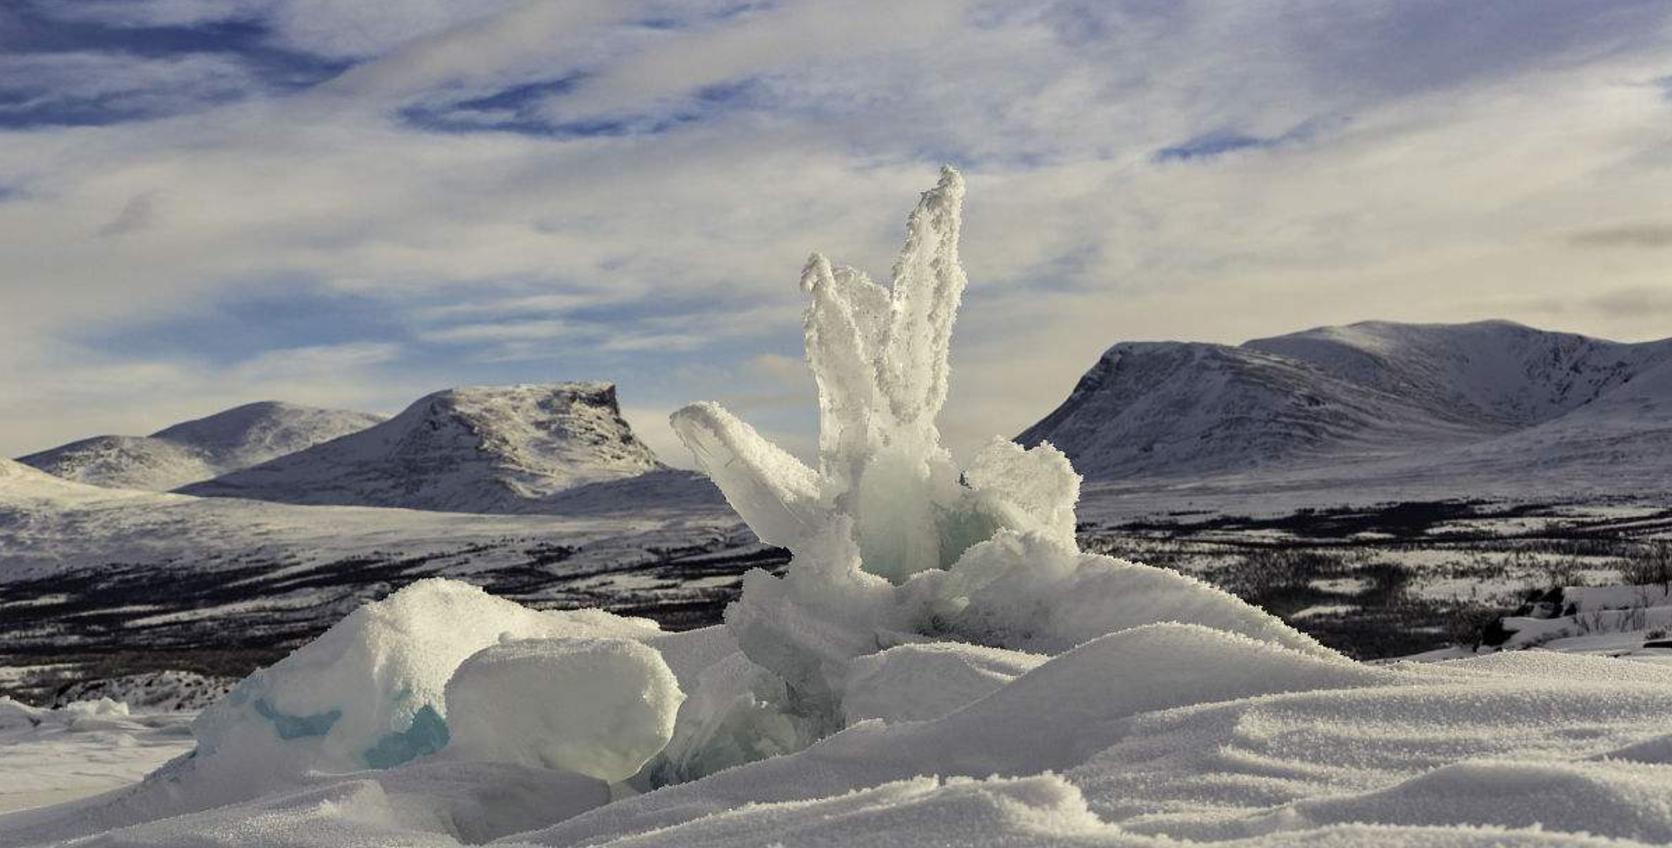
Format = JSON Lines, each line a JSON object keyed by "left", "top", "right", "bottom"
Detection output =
{"left": 17, "top": 436, "right": 216, "bottom": 492}
{"left": 17, "top": 402, "right": 384, "bottom": 491}
{"left": 0, "top": 456, "right": 76, "bottom": 492}
{"left": 179, "top": 383, "right": 712, "bottom": 514}
{"left": 1020, "top": 320, "right": 1672, "bottom": 485}
{"left": 1242, "top": 320, "right": 1664, "bottom": 429}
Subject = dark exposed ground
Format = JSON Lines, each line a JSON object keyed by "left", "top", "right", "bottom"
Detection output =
{"left": 5, "top": 499, "right": 1670, "bottom": 704}
{"left": 0, "top": 533, "right": 789, "bottom": 704}
{"left": 1084, "top": 500, "right": 1672, "bottom": 659}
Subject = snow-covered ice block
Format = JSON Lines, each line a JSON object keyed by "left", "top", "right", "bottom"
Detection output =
{"left": 650, "top": 651, "right": 828, "bottom": 786}
{"left": 443, "top": 637, "right": 682, "bottom": 782}
{"left": 192, "top": 579, "right": 662, "bottom": 782}
{"left": 643, "top": 624, "right": 740, "bottom": 691}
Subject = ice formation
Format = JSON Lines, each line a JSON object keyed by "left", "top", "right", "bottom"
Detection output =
{"left": 662, "top": 167, "right": 1323, "bottom": 777}
{"left": 443, "top": 637, "right": 682, "bottom": 782}
{"left": 192, "top": 580, "right": 664, "bottom": 787}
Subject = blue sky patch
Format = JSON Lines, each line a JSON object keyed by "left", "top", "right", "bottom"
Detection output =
{"left": 1155, "top": 117, "right": 1340, "bottom": 163}
{"left": 87, "top": 281, "right": 410, "bottom": 364}
{"left": 1155, "top": 130, "right": 1277, "bottom": 162}
{"left": 0, "top": 6, "right": 350, "bottom": 128}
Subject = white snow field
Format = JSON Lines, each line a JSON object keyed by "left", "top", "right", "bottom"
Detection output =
{"left": 0, "top": 698, "right": 195, "bottom": 815}
{"left": 6, "top": 171, "right": 1672, "bottom": 847}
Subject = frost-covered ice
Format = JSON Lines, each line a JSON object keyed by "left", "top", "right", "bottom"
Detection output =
{"left": 192, "top": 580, "right": 665, "bottom": 786}
{"left": 445, "top": 637, "right": 682, "bottom": 781}
{"left": 7, "top": 171, "right": 1672, "bottom": 846}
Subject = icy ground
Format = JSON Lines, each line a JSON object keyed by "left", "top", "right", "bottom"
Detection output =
{"left": 1081, "top": 498, "right": 1672, "bottom": 657}
{"left": 7, "top": 171, "right": 1672, "bottom": 847}
{"left": 0, "top": 455, "right": 771, "bottom": 699}
{"left": 0, "top": 699, "right": 194, "bottom": 815}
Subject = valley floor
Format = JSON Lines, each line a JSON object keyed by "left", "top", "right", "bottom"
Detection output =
{"left": 5, "top": 490, "right": 1671, "bottom": 699}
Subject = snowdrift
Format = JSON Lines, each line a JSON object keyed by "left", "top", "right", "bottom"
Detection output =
{"left": 8, "top": 171, "right": 1672, "bottom": 847}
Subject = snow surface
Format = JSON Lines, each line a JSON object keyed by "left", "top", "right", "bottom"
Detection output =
{"left": 17, "top": 402, "right": 383, "bottom": 491}
{"left": 7, "top": 171, "right": 1672, "bottom": 847}
{"left": 0, "top": 698, "right": 194, "bottom": 815}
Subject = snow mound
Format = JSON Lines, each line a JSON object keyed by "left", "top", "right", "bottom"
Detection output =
{"left": 444, "top": 637, "right": 682, "bottom": 782}
{"left": 179, "top": 384, "right": 690, "bottom": 513}
{"left": 1274, "top": 759, "right": 1672, "bottom": 844}
{"left": 192, "top": 579, "right": 661, "bottom": 785}
{"left": 841, "top": 641, "right": 1042, "bottom": 724}
{"left": 17, "top": 401, "right": 383, "bottom": 491}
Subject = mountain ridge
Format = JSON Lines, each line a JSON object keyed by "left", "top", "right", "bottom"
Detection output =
{"left": 1019, "top": 319, "right": 1672, "bottom": 488}
{"left": 17, "top": 401, "right": 385, "bottom": 491}
{"left": 179, "top": 383, "right": 715, "bottom": 514}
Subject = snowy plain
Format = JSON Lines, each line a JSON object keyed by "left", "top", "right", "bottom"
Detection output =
{"left": 4, "top": 171, "right": 1672, "bottom": 847}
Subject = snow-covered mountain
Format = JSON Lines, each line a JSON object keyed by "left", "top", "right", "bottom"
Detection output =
{"left": 17, "top": 402, "right": 384, "bottom": 491}
{"left": 1020, "top": 320, "right": 1672, "bottom": 489}
{"left": 0, "top": 457, "right": 83, "bottom": 495}
{"left": 179, "top": 383, "right": 707, "bottom": 513}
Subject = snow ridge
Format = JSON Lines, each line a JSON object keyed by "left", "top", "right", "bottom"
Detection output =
{"left": 179, "top": 383, "right": 684, "bottom": 513}
{"left": 1020, "top": 319, "right": 1672, "bottom": 486}
{"left": 17, "top": 401, "right": 383, "bottom": 492}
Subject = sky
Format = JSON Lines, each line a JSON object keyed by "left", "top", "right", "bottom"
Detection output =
{"left": 1, "top": 0, "right": 1670, "bottom": 465}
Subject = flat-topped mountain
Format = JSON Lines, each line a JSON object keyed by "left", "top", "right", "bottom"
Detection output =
{"left": 1020, "top": 320, "right": 1672, "bottom": 488}
{"left": 178, "top": 383, "right": 697, "bottom": 513}
{"left": 17, "top": 402, "right": 385, "bottom": 491}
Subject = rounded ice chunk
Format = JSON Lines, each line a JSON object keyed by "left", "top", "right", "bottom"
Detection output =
{"left": 443, "top": 637, "right": 683, "bottom": 783}
{"left": 191, "top": 579, "right": 662, "bottom": 789}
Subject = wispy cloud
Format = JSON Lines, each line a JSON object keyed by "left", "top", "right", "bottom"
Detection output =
{"left": 0, "top": 52, "right": 259, "bottom": 126}
{"left": 1569, "top": 223, "right": 1672, "bottom": 249}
